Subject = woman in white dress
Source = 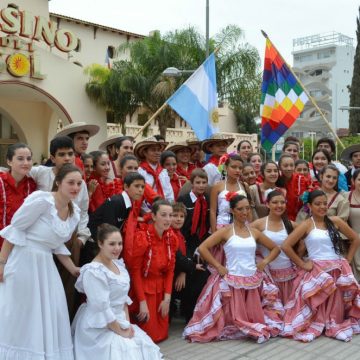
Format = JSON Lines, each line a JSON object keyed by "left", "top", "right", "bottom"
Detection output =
{"left": 72, "top": 223, "right": 162, "bottom": 360}
{"left": 0, "top": 163, "right": 82, "bottom": 360}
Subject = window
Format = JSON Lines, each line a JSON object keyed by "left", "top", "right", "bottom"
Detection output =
{"left": 107, "top": 46, "right": 115, "bottom": 59}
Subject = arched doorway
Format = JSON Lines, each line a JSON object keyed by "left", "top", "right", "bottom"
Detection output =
{"left": 0, "top": 81, "right": 73, "bottom": 165}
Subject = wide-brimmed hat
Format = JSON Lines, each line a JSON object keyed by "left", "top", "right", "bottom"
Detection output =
{"left": 134, "top": 136, "right": 168, "bottom": 160}
{"left": 340, "top": 144, "right": 360, "bottom": 162}
{"left": 99, "top": 134, "right": 133, "bottom": 151}
{"left": 201, "top": 134, "right": 235, "bottom": 154}
{"left": 56, "top": 122, "right": 100, "bottom": 138}
{"left": 166, "top": 141, "right": 192, "bottom": 154}
{"left": 186, "top": 138, "right": 201, "bottom": 147}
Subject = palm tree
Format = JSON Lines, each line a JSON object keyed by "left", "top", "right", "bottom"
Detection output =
{"left": 85, "top": 25, "right": 261, "bottom": 138}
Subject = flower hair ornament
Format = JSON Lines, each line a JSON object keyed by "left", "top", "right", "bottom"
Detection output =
{"left": 300, "top": 186, "right": 319, "bottom": 214}
{"left": 225, "top": 190, "right": 246, "bottom": 202}
{"left": 217, "top": 152, "right": 237, "bottom": 174}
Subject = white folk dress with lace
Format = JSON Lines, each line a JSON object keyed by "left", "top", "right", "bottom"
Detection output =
{"left": 0, "top": 191, "right": 80, "bottom": 360}
{"left": 72, "top": 259, "right": 162, "bottom": 360}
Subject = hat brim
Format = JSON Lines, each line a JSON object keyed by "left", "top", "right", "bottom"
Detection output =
{"left": 340, "top": 144, "right": 360, "bottom": 161}
{"left": 56, "top": 124, "right": 100, "bottom": 138}
{"left": 166, "top": 144, "right": 192, "bottom": 153}
{"left": 99, "top": 136, "right": 132, "bottom": 151}
{"left": 134, "top": 141, "right": 168, "bottom": 160}
{"left": 201, "top": 138, "right": 235, "bottom": 154}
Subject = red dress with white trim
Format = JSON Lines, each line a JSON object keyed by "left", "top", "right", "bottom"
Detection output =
{"left": 281, "top": 218, "right": 360, "bottom": 342}
{"left": 87, "top": 174, "right": 122, "bottom": 213}
{"left": 128, "top": 224, "right": 178, "bottom": 343}
{"left": 183, "top": 226, "right": 283, "bottom": 343}
{"left": 0, "top": 172, "right": 36, "bottom": 249}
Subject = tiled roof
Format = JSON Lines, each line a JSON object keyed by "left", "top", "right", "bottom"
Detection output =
{"left": 50, "top": 12, "right": 145, "bottom": 39}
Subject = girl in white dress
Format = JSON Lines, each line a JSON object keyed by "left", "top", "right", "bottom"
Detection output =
{"left": 72, "top": 223, "right": 162, "bottom": 360}
{"left": 0, "top": 164, "right": 82, "bottom": 360}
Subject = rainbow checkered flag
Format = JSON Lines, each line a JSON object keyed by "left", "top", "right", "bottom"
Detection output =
{"left": 260, "top": 38, "right": 308, "bottom": 151}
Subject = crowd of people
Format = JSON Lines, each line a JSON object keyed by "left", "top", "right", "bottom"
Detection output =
{"left": 1, "top": 122, "right": 360, "bottom": 359}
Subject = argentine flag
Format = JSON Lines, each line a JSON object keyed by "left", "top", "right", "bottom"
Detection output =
{"left": 166, "top": 53, "right": 219, "bottom": 140}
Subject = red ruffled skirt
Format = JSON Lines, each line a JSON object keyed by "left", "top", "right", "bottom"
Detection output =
{"left": 281, "top": 259, "right": 360, "bottom": 342}
{"left": 183, "top": 270, "right": 284, "bottom": 343}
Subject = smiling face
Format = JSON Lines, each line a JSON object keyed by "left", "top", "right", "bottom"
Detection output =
{"left": 94, "top": 154, "right": 110, "bottom": 180}
{"left": 313, "top": 151, "right": 329, "bottom": 172}
{"left": 163, "top": 156, "right": 177, "bottom": 177}
{"left": 242, "top": 165, "right": 257, "bottom": 185}
{"left": 309, "top": 194, "right": 328, "bottom": 217}
{"left": 283, "top": 144, "right": 299, "bottom": 161}
{"left": 99, "top": 231, "right": 123, "bottom": 260}
{"left": 231, "top": 198, "right": 251, "bottom": 223}
{"left": 191, "top": 176, "right": 208, "bottom": 196}
{"left": 7, "top": 147, "right": 33, "bottom": 178}
{"left": 320, "top": 168, "right": 338, "bottom": 192}
{"left": 120, "top": 159, "right": 139, "bottom": 179}
{"left": 263, "top": 163, "right": 279, "bottom": 184}
{"left": 117, "top": 140, "right": 134, "bottom": 160}
{"left": 279, "top": 157, "right": 295, "bottom": 179}
{"left": 295, "top": 162, "right": 309, "bottom": 176}
{"left": 144, "top": 144, "right": 162, "bottom": 164}
{"left": 238, "top": 141, "right": 252, "bottom": 161}
{"left": 267, "top": 194, "right": 286, "bottom": 217}
{"left": 176, "top": 148, "right": 191, "bottom": 164}
{"left": 209, "top": 141, "right": 228, "bottom": 157}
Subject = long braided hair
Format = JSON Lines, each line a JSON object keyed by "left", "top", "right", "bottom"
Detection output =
{"left": 266, "top": 190, "right": 293, "bottom": 235}
{"left": 308, "top": 189, "right": 345, "bottom": 255}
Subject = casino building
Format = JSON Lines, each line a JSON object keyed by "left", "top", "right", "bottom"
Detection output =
{"left": 0, "top": 0, "right": 256, "bottom": 165}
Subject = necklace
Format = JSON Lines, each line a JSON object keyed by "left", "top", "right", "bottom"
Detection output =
{"left": 352, "top": 191, "right": 360, "bottom": 204}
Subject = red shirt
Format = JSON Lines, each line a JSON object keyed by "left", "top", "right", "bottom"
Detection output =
{"left": 0, "top": 172, "right": 36, "bottom": 248}
{"left": 176, "top": 163, "right": 196, "bottom": 179}
{"left": 128, "top": 224, "right": 178, "bottom": 302}
{"left": 284, "top": 173, "right": 310, "bottom": 221}
{"left": 170, "top": 173, "right": 186, "bottom": 200}
{"left": 87, "top": 174, "right": 122, "bottom": 212}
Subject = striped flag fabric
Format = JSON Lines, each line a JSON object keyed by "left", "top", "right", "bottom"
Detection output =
{"left": 260, "top": 39, "right": 309, "bottom": 151}
{"left": 166, "top": 53, "right": 218, "bottom": 140}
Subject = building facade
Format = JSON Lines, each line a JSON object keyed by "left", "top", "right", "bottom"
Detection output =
{"left": 287, "top": 32, "right": 355, "bottom": 138}
{"left": 0, "top": 0, "right": 254, "bottom": 166}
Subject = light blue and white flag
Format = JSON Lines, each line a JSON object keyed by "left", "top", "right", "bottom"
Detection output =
{"left": 166, "top": 53, "right": 219, "bottom": 140}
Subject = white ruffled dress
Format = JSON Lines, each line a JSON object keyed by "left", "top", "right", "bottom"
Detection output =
{"left": 72, "top": 259, "right": 162, "bottom": 360}
{"left": 0, "top": 191, "right": 80, "bottom": 360}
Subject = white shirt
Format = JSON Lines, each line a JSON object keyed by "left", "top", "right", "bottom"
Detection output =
{"left": 30, "top": 166, "right": 91, "bottom": 244}
{"left": 203, "top": 163, "right": 221, "bottom": 186}
{"left": 138, "top": 165, "right": 174, "bottom": 201}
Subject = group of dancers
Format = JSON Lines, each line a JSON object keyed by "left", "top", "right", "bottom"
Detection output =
{"left": 1, "top": 121, "right": 360, "bottom": 359}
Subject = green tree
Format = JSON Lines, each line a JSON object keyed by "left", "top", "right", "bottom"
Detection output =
{"left": 349, "top": 7, "right": 360, "bottom": 135}
{"left": 85, "top": 26, "right": 261, "bottom": 138}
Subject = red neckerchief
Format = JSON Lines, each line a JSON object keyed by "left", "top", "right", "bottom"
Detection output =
{"left": 207, "top": 155, "right": 220, "bottom": 167}
{"left": 140, "top": 161, "right": 165, "bottom": 197}
{"left": 172, "top": 228, "right": 186, "bottom": 256}
{"left": 176, "top": 163, "right": 195, "bottom": 179}
{"left": 191, "top": 193, "right": 208, "bottom": 239}
{"left": 170, "top": 173, "right": 185, "bottom": 199}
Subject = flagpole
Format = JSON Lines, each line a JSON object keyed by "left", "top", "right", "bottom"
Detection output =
{"left": 132, "top": 103, "right": 168, "bottom": 140}
{"left": 261, "top": 30, "right": 345, "bottom": 150}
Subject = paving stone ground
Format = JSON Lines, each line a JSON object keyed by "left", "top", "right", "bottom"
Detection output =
{"left": 158, "top": 319, "right": 360, "bottom": 360}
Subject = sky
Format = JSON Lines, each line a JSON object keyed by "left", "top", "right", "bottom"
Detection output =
{"left": 49, "top": 0, "right": 360, "bottom": 65}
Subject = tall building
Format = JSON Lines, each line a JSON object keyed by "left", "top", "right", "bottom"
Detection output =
{"left": 288, "top": 32, "right": 355, "bottom": 138}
